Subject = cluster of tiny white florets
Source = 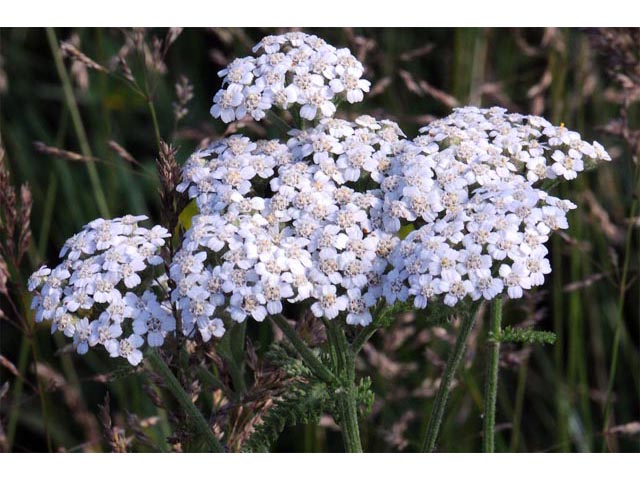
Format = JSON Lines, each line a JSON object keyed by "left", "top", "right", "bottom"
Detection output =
{"left": 28, "top": 216, "right": 173, "bottom": 365}
{"left": 173, "top": 116, "right": 404, "bottom": 334}
{"left": 376, "top": 106, "right": 612, "bottom": 309}
{"left": 29, "top": 34, "right": 613, "bottom": 364}
{"left": 210, "top": 32, "right": 370, "bottom": 123}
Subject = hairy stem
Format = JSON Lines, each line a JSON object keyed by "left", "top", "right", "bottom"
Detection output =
{"left": 336, "top": 391, "right": 362, "bottom": 453}
{"left": 483, "top": 297, "right": 502, "bottom": 453}
{"left": 146, "top": 349, "right": 224, "bottom": 452}
{"left": 326, "top": 320, "right": 363, "bottom": 453}
{"left": 421, "top": 310, "right": 477, "bottom": 452}
{"left": 228, "top": 321, "right": 247, "bottom": 396}
{"left": 270, "top": 314, "right": 336, "bottom": 384}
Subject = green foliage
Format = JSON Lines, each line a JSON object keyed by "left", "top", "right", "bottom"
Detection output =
{"left": 0, "top": 27, "right": 637, "bottom": 453}
{"left": 242, "top": 344, "right": 334, "bottom": 452}
{"left": 356, "top": 376, "right": 375, "bottom": 417}
{"left": 497, "top": 326, "right": 557, "bottom": 345}
{"left": 243, "top": 380, "right": 331, "bottom": 452}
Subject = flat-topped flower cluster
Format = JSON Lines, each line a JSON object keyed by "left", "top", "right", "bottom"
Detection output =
{"left": 28, "top": 216, "right": 173, "bottom": 365}
{"left": 174, "top": 116, "right": 403, "bottom": 331}
{"left": 211, "top": 32, "right": 370, "bottom": 123}
{"left": 29, "top": 33, "right": 611, "bottom": 365}
{"left": 380, "top": 106, "right": 610, "bottom": 308}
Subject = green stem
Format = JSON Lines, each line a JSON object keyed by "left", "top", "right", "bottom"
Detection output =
{"left": 270, "top": 314, "right": 336, "bottom": 384}
{"left": 352, "top": 304, "right": 388, "bottom": 353}
{"left": 228, "top": 321, "right": 247, "bottom": 396}
{"left": 10, "top": 281, "right": 53, "bottom": 451}
{"left": 140, "top": 49, "right": 162, "bottom": 150}
{"left": 326, "top": 321, "right": 363, "bottom": 453}
{"left": 29, "top": 330, "right": 52, "bottom": 452}
{"left": 483, "top": 297, "right": 502, "bottom": 453}
{"left": 352, "top": 323, "right": 379, "bottom": 353}
{"left": 6, "top": 335, "right": 29, "bottom": 451}
{"left": 421, "top": 309, "right": 477, "bottom": 452}
{"left": 147, "top": 97, "right": 162, "bottom": 151}
{"left": 146, "top": 349, "right": 224, "bottom": 452}
{"left": 45, "top": 27, "right": 110, "bottom": 219}
{"left": 337, "top": 392, "right": 362, "bottom": 453}
{"left": 601, "top": 163, "right": 639, "bottom": 451}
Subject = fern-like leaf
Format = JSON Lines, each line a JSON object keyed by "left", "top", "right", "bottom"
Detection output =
{"left": 497, "top": 326, "right": 557, "bottom": 345}
{"left": 241, "top": 344, "right": 334, "bottom": 452}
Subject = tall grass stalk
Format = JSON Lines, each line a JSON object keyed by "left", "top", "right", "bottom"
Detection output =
{"left": 45, "top": 27, "right": 110, "bottom": 219}
{"left": 549, "top": 32, "right": 571, "bottom": 451}
{"left": 602, "top": 161, "right": 640, "bottom": 451}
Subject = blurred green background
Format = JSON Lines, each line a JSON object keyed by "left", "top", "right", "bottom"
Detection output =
{"left": 0, "top": 27, "right": 638, "bottom": 452}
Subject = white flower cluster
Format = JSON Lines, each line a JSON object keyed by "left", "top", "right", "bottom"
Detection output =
{"left": 29, "top": 34, "right": 613, "bottom": 364}
{"left": 376, "top": 106, "right": 612, "bottom": 309}
{"left": 418, "top": 106, "right": 611, "bottom": 183}
{"left": 28, "top": 216, "right": 174, "bottom": 365}
{"left": 210, "top": 32, "right": 370, "bottom": 123}
{"left": 173, "top": 116, "right": 404, "bottom": 335}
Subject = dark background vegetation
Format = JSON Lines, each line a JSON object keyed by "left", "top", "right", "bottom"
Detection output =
{"left": 0, "top": 27, "right": 638, "bottom": 452}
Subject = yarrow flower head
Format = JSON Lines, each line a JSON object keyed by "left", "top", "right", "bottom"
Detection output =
{"left": 29, "top": 33, "right": 613, "bottom": 368}
{"left": 210, "top": 32, "right": 370, "bottom": 123}
{"left": 173, "top": 115, "right": 405, "bottom": 331}
{"left": 28, "top": 216, "right": 173, "bottom": 365}
{"left": 376, "top": 106, "right": 611, "bottom": 310}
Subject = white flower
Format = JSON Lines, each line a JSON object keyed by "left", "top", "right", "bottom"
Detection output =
{"left": 236, "top": 86, "right": 273, "bottom": 121}
{"left": 499, "top": 263, "right": 532, "bottom": 299}
{"left": 73, "top": 317, "right": 92, "bottom": 354}
{"left": 550, "top": 150, "right": 584, "bottom": 180}
{"left": 311, "top": 284, "right": 348, "bottom": 319}
{"left": 471, "top": 276, "right": 504, "bottom": 301}
{"left": 198, "top": 317, "right": 226, "bottom": 342}
{"left": 345, "top": 289, "right": 372, "bottom": 326}
{"left": 120, "top": 256, "right": 146, "bottom": 289}
{"left": 263, "top": 280, "right": 294, "bottom": 315}
{"left": 109, "top": 334, "right": 144, "bottom": 366}
{"left": 443, "top": 279, "right": 473, "bottom": 307}
{"left": 229, "top": 286, "right": 268, "bottom": 322}
{"left": 379, "top": 106, "right": 611, "bottom": 309}
{"left": 28, "top": 266, "right": 51, "bottom": 291}
{"left": 524, "top": 253, "right": 552, "bottom": 286}
{"left": 133, "top": 299, "right": 176, "bottom": 347}
{"left": 210, "top": 84, "right": 244, "bottom": 123}
{"left": 90, "top": 320, "right": 122, "bottom": 352}
{"left": 299, "top": 87, "right": 336, "bottom": 120}
{"left": 329, "top": 70, "right": 371, "bottom": 103}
